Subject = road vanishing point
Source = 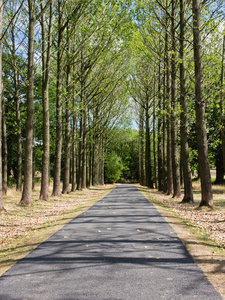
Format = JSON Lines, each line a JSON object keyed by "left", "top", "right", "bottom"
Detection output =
{"left": 0, "top": 185, "right": 222, "bottom": 300}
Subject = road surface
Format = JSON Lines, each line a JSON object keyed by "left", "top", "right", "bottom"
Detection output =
{"left": 0, "top": 185, "right": 222, "bottom": 299}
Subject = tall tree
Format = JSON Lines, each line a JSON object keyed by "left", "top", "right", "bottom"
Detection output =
{"left": 179, "top": 0, "right": 193, "bottom": 203}
{"left": 170, "top": 0, "right": 181, "bottom": 198}
{"left": 62, "top": 32, "right": 71, "bottom": 194}
{"left": 192, "top": 0, "right": 213, "bottom": 207}
{"left": 0, "top": 0, "right": 3, "bottom": 210}
{"left": 20, "top": 0, "right": 35, "bottom": 205}
{"left": 2, "top": 95, "right": 7, "bottom": 195}
{"left": 52, "top": 0, "right": 63, "bottom": 196}
{"left": 220, "top": 34, "right": 225, "bottom": 171}
{"left": 40, "top": 0, "right": 53, "bottom": 200}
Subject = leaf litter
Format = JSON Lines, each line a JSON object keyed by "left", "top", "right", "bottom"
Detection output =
{"left": 0, "top": 184, "right": 114, "bottom": 250}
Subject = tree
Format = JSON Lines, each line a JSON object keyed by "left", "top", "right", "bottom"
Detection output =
{"left": 0, "top": 0, "right": 3, "bottom": 211}
{"left": 39, "top": 0, "right": 53, "bottom": 200}
{"left": 179, "top": 0, "right": 193, "bottom": 203}
{"left": 192, "top": 0, "right": 213, "bottom": 207}
{"left": 20, "top": 0, "right": 35, "bottom": 205}
{"left": 105, "top": 152, "right": 123, "bottom": 183}
{"left": 170, "top": 0, "right": 181, "bottom": 198}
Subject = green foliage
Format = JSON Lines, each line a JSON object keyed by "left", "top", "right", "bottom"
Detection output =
{"left": 104, "top": 152, "right": 124, "bottom": 183}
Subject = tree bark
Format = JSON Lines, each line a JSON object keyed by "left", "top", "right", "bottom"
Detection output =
{"left": 40, "top": 0, "right": 52, "bottom": 200}
{"left": 52, "top": 0, "right": 63, "bottom": 196}
{"left": 77, "top": 112, "right": 83, "bottom": 190}
{"left": 2, "top": 95, "right": 7, "bottom": 195}
{"left": 165, "top": 20, "right": 173, "bottom": 195}
{"left": 62, "top": 34, "right": 71, "bottom": 194}
{"left": 81, "top": 112, "right": 87, "bottom": 189}
{"left": 192, "top": 0, "right": 213, "bottom": 207}
{"left": 220, "top": 34, "right": 225, "bottom": 171}
{"left": 0, "top": 0, "right": 3, "bottom": 211}
{"left": 32, "top": 125, "right": 35, "bottom": 190}
{"left": 145, "top": 102, "right": 153, "bottom": 188}
{"left": 171, "top": 0, "right": 181, "bottom": 198}
{"left": 162, "top": 52, "right": 167, "bottom": 194}
{"left": 20, "top": 0, "right": 35, "bottom": 205}
{"left": 71, "top": 110, "right": 77, "bottom": 192}
{"left": 180, "top": 0, "right": 194, "bottom": 203}
{"left": 139, "top": 106, "right": 144, "bottom": 185}
{"left": 157, "top": 57, "right": 163, "bottom": 191}
{"left": 14, "top": 61, "right": 22, "bottom": 192}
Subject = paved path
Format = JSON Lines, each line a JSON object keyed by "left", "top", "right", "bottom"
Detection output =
{"left": 0, "top": 185, "right": 222, "bottom": 300}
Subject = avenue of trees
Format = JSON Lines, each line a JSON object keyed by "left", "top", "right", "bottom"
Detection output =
{"left": 0, "top": 0, "right": 224, "bottom": 210}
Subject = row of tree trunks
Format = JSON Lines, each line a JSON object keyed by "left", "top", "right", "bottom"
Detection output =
{"left": 137, "top": 2, "right": 192, "bottom": 202}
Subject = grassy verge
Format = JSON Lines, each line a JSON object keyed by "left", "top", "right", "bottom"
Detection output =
{"left": 0, "top": 184, "right": 115, "bottom": 276}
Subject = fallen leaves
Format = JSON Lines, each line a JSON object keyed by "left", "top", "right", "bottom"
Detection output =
{"left": 139, "top": 182, "right": 225, "bottom": 252}
{"left": 0, "top": 184, "right": 114, "bottom": 250}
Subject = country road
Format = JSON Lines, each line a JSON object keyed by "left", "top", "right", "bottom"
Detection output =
{"left": 0, "top": 185, "right": 222, "bottom": 300}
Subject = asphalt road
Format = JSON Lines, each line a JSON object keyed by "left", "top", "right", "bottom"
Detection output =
{"left": 0, "top": 185, "right": 222, "bottom": 300}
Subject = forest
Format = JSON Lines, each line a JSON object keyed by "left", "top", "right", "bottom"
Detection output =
{"left": 0, "top": 0, "right": 224, "bottom": 210}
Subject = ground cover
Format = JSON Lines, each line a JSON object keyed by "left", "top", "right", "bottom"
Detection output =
{"left": 0, "top": 184, "right": 115, "bottom": 276}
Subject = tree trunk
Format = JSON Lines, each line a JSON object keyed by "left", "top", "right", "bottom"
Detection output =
{"left": 139, "top": 106, "right": 144, "bottom": 185}
{"left": 192, "top": 0, "right": 213, "bottom": 207}
{"left": 100, "top": 136, "right": 104, "bottom": 185}
{"left": 220, "top": 34, "right": 225, "bottom": 171}
{"left": 40, "top": 0, "right": 52, "bottom": 200}
{"left": 180, "top": 0, "right": 194, "bottom": 203}
{"left": 20, "top": 0, "right": 35, "bottom": 205}
{"left": 0, "top": 0, "right": 3, "bottom": 211}
{"left": 145, "top": 103, "right": 153, "bottom": 188}
{"left": 62, "top": 36, "right": 71, "bottom": 194}
{"left": 52, "top": 0, "right": 63, "bottom": 196}
{"left": 165, "top": 20, "right": 173, "bottom": 195}
{"left": 157, "top": 58, "right": 163, "bottom": 191}
{"left": 162, "top": 53, "right": 167, "bottom": 194}
{"left": 14, "top": 63, "right": 22, "bottom": 192}
{"left": 32, "top": 125, "right": 35, "bottom": 190}
{"left": 171, "top": 0, "right": 181, "bottom": 198}
{"left": 215, "top": 151, "right": 224, "bottom": 184}
{"left": 71, "top": 112, "right": 77, "bottom": 192}
{"left": 92, "top": 132, "right": 99, "bottom": 186}
{"left": 81, "top": 113, "right": 87, "bottom": 189}
{"left": 77, "top": 113, "right": 83, "bottom": 190}
{"left": 2, "top": 96, "right": 7, "bottom": 195}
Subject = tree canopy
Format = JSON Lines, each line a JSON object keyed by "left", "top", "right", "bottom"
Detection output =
{"left": 0, "top": 0, "right": 224, "bottom": 209}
